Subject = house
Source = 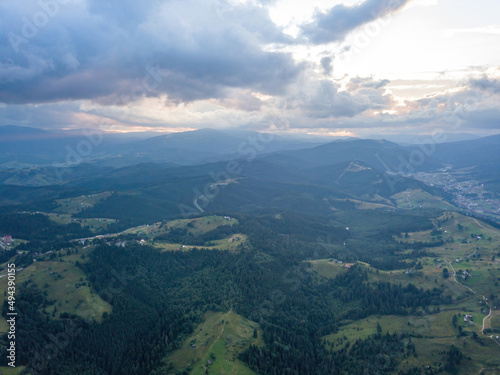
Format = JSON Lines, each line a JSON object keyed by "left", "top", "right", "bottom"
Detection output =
{"left": 2, "top": 235, "right": 12, "bottom": 245}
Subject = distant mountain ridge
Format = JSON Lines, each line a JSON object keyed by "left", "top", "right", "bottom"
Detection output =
{"left": 0, "top": 126, "right": 326, "bottom": 167}
{"left": 0, "top": 125, "right": 499, "bottom": 174}
{"left": 261, "top": 138, "right": 443, "bottom": 173}
{"left": 432, "top": 134, "right": 500, "bottom": 166}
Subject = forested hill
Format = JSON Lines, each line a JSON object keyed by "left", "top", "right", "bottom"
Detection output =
{"left": 1, "top": 211, "right": 459, "bottom": 375}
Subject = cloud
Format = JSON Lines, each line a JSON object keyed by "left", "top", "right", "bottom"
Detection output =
{"left": 306, "top": 81, "right": 371, "bottom": 118}
{"left": 470, "top": 76, "right": 500, "bottom": 94}
{"left": 347, "top": 77, "right": 390, "bottom": 90}
{"left": 290, "top": 76, "right": 394, "bottom": 120}
{"left": 462, "top": 108, "right": 500, "bottom": 129}
{"left": 320, "top": 56, "right": 333, "bottom": 76}
{"left": 301, "top": 0, "right": 412, "bottom": 44}
{"left": 443, "top": 25, "right": 500, "bottom": 38}
{"left": 0, "top": 0, "right": 302, "bottom": 105}
{"left": 1, "top": 0, "right": 499, "bottom": 137}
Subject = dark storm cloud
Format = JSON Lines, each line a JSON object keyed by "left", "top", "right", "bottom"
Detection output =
{"left": 0, "top": 0, "right": 302, "bottom": 105}
{"left": 301, "top": 0, "right": 412, "bottom": 44}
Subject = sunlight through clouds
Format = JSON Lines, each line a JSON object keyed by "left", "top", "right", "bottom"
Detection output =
{"left": 0, "top": 0, "right": 499, "bottom": 138}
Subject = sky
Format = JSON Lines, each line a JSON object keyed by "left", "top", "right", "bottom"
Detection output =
{"left": 1, "top": 0, "right": 500, "bottom": 140}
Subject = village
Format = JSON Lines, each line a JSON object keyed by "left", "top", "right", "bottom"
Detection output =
{"left": 0, "top": 235, "right": 12, "bottom": 251}
{"left": 410, "top": 170, "right": 500, "bottom": 221}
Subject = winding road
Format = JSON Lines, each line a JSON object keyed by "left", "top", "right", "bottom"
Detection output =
{"left": 443, "top": 258, "right": 500, "bottom": 347}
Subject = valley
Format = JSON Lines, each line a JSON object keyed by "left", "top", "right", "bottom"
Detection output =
{"left": 0, "top": 129, "right": 499, "bottom": 374}
{"left": 411, "top": 169, "right": 500, "bottom": 222}
{"left": 1, "top": 0, "right": 499, "bottom": 372}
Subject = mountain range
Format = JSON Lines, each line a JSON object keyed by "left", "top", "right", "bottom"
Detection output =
{"left": 1, "top": 125, "right": 499, "bottom": 223}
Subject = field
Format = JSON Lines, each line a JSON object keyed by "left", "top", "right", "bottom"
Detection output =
{"left": 0, "top": 259, "right": 111, "bottom": 327}
{"left": 67, "top": 215, "right": 246, "bottom": 252}
{"left": 306, "top": 259, "right": 351, "bottom": 279}
{"left": 0, "top": 245, "right": 112, "bottom": 375}
{"left": 330, "top": 197, "right": 394, "bottom": 210}
{"left": 395, "top": 212, "right": 500, "bottom": 296}
{"left": 166, "top": 215, "right": 238, "bottom": 236}
{"left": 47, "top": 213, "right": 117, "bottom": 232}
{"left": 391, "top": 189, "right": 457, "bottom": 210}
{"left": 166, "top": 310, "right": 263, "bottom": 374}
{"left": 324, "top": 309, "right": 500, "bottom": 374}
{"left": 117, "top": 215, "right": 238, "bottom": 238}
{"left": 154, "top": 234, "right": 247, "bottom": 252}
{"left": 491, "top": 314, "right": 500, "bottom": 329}
{"left": 0, "top": 366, "right": 26, "bottom": 375}
{"left": 0, "top": 246, "right": 111, "bottom": 334}
{"left": 316, "top": 211, "right": 500, "bottom": 373}
{"left": 54, "top": 191, "right": 113, "bottom": 214}
{"left": 135, "top": 215, "right": 246, "bottom": 251}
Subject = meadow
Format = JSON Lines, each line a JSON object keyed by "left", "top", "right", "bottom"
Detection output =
{"left": 165, "top": 310, "right": 263, "bottom": 374}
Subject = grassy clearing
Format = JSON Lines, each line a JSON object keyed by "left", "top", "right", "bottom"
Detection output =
{"left": 391, "top": 189, "right": 456, "bottom": 210}
{"left": 9, "top": 239, "right": 27, "bottom": 248}
{"left": 167, "top": 310, "right": 263, "bottom": 374}
{"left": 306, "top": 259, "right": 351, "bottom": 279}
{"left": 408, "top": 336, "right": 500, "bottom": 374}
{"left": 166, "top": 215, "right": 238, "bottom": 236}
{"left": 154, "top": 234, "right": 247, "bottom": 252}
{"left": 353, "top": 200, "right": 394, "bottom": 210}
{"left": 54, "top": 192, "right": 113, "bottom": 214}
{"left": 0, "top": 257, "right": 111, "bottom": 334}
{"left": 319, "top": 211, "right": 500, "bottom": 374}
{"left": 324, "top": 311, "right": 500, "bottom": 374}
{"left": 325, "top": 313, "right": 457, "bottom": 346}
{"left": 366, "top": 260, "right": 441, "bottom": 290}
{"left": 330, "top": 198, "right": 394, "bottom": 210}
{"left": 491, "top": 314, "right": 500, "bottom": 330}
{"left": 0, "top": 365, "right": 26, "bottom": 374}
{"left": 46, "top": 213, "right": 117, "bottom": 232}
{"left": 120, "top": 216, "right": 238, "bottom": 239}
{"left": 392, "top": 212, "right": 500, "bottom": 296}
